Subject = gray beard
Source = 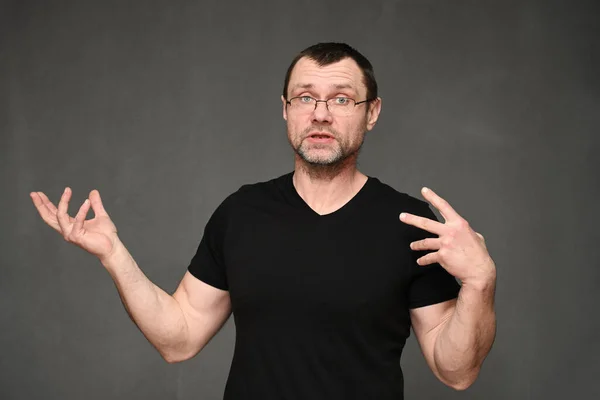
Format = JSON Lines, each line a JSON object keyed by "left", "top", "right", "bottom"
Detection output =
{"left": 297, "top": 142, "right": 343, "bottom": 165}
{"left": 295, "top": 140, "right": 364, "bottom": 181}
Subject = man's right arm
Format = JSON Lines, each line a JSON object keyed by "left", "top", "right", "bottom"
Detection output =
{"left": 30, "top": 188, "right": 230, "bottom": 363}
{"left": 102, "top": 239, "right": 232, "bottom": 363}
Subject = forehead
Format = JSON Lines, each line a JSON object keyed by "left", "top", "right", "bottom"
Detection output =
{"left": 288, "top": 57, "right": 366, "bottom": 95}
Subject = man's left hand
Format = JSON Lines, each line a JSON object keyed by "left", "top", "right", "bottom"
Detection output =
{"left": 399, "top": 187, "right": 496, "bottom": 287}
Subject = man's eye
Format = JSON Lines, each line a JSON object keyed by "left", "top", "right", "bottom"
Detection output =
{"left": 300, "top": 96, "right": 313, "bottom": 103}
{"left": 335, "top": 97, "right": 349, "bottom": 105}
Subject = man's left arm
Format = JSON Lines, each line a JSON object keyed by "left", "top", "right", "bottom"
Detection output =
{"left": 401, "top": 188, "right": 497, "bottom": 390}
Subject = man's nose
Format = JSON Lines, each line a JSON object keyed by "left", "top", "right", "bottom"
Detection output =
{"left": 312, "top": 101, "right": 333, "bottom": 123}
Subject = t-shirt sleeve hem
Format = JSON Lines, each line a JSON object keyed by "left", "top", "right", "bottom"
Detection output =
{"left": 187, "top": 265, "right": 229, "bottom": 291}
{"left": 408, "top": 287, "right": 460, "bottom": 309}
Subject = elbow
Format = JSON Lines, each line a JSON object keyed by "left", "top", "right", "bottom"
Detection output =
{"left": 445, "top": 368, "right": 480, "bottom": 391}
{"left": 159, "top": 347, "right": 199, "bottom": 364}
{"left": 449, "top": 379, "right": 475, "bottom": 391}
{"left": 162, "top": 353, "right": 185, "bottom": 364}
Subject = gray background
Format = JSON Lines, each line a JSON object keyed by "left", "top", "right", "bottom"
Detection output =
{"left": 1, "top": 0, "right": 598, "bottom": 399}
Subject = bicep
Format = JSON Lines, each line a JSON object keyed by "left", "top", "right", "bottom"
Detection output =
{"left": 172, "top": 271, "right": 232, "bottom": 358}
{"left": 409, "top": 299, "right": 456, "bottom": 378}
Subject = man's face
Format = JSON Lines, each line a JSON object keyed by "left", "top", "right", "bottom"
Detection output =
{"left": 282, "top": 57, "right": 381, "bottom": 166}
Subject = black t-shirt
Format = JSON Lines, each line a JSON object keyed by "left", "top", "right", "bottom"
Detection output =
{"left": 188, "top": 172, "right": 460, "bottom": 400}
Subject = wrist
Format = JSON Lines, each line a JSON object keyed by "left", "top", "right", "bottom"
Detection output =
{"left": 462, "top": 277, "right": 495, "bottom": 294}
{"left": 99, "top": 236, "right": 129, "bottom": 270}
{"left": 459, "top": 272, "right": 496, "bottom": 311}
{"left": 462, "top": 261, "right": 496, "bottom": 293}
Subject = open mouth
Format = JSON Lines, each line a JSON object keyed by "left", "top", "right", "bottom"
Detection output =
{"left": 308, "top": 132, "right": 334, "bottom": 139}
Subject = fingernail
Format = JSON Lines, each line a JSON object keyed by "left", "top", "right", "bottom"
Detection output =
{"left": 422, "top": 187, "right": 429, "bottom": 193}
{"left": 400, "top": 213, "right": 406, "bottom": 220}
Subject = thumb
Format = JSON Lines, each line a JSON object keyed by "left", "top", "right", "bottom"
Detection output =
{"left": 89, "top": 189, "right": 109, "bottom": 217}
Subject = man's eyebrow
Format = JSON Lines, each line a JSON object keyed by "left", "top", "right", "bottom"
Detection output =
{"left": 291, "top": 83, "right": 357, "bottom": 91}
{"left": 291, "top": 83, "right": 314, "bottom": 90}
{"left": 331, "top": 83, "right": 355, "bottom": 91}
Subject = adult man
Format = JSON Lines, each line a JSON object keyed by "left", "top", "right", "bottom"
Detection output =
{"left": 31, "top": 43, "right": 496, "bottom": 399}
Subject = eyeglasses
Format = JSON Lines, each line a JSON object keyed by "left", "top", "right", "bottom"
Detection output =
{"left": 286, "top": 96, "right": 373, "bottom": 117}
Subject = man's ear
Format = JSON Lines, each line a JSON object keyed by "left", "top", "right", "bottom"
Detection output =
{"left": 281, "top": 95, "right": 288, "bottom": 121}
{"left": 366, "top": 97, "right": 382, "bottom": 131}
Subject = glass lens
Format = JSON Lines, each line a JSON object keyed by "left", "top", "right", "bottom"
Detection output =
{"left": 327, "top": 98, "right": 355, "bottom": 116}
{"left": 290, "top": 97, "right": 315, "bottom": 113}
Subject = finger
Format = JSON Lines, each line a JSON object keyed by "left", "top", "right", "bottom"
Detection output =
{"left": 37, "top": 191, "right": 58, "bottom": 214}
{"left": 30, "top": 192, "right": 60, "bottom": 230}
{"left": 56, "top": 187, "right": 73, "bottom": 234}
{"left": 421, "top": 187, "right": 461, "bottom": 222}
{"left": 400, "top": 212, "right": 445, "bottom": 235}
{"left": 417, "top": 252, "right": 439, "bottom": 266}
{"left": 410, "top": 238, "right": 441, "bottom": 251}
{"left": 30, "top": 192, "right": 49, "bottom": 217}
{"left": 89, "top": 190, "right": 108, "bottom": 217}
{"left": 73, "top": 199, "right": 91, "bottom": 233}
{"left": 30, "top": 192, "right": 51, "bottom": 215}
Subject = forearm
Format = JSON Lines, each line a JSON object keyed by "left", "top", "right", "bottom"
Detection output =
{"left": 434, "top": 276, "right": 497, "bottom": 389}
{"left": 100, "top": 238, "right": 190, "bottom": 361}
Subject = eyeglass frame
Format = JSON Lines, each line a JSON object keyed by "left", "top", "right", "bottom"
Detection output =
{"left": 285, "top": 96, "right": 376, "bottom": 115}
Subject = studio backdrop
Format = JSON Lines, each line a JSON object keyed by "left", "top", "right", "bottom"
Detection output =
{"left": 1, "top": 1, "right": 598, "bottom": 399}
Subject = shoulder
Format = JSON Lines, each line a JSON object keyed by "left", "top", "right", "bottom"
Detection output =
{"left": 368, "top": 176, "right": 431, "bottom": 216}
{"left": 228, "top": 172, "right": 291, "bottom": 200}
{"left": 368, "top": 177, "right": 441, "bottom": 241}
{"left": 216, "top": 172, "right": 293, "bottom": 211}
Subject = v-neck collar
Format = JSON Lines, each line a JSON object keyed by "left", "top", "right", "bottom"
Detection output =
{"left": 284, "top": 171, "right": 374, "bottom": 219}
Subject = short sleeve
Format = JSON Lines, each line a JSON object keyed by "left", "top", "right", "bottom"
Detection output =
{"left": 187, "top": 199, "right": 230, "bottom": 291}
{"left": 408, "top": 203, "right": 461, "bottom": 309}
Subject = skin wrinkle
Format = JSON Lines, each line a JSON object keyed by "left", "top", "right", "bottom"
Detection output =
{"left": 433, "top": 285, "right": 495, "bottom": 385}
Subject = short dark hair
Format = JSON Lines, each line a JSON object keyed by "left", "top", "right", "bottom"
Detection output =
{"left": 282, "top": 42, "right": 378, "bottom": 101}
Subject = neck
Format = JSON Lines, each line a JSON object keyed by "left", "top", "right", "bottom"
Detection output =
{"left": 292, "top": 154, "right": 368, "bottom": 215}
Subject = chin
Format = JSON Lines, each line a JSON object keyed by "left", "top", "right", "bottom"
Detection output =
{"left": 298, "top": 149, "right": 343, "bottom": 165}
{"left": 301, "top": 155, "right": 334, "bottom": 165}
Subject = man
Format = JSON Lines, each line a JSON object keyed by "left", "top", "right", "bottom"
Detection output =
{"left": 31, "top": 43, "right": 496, "bottom": 399}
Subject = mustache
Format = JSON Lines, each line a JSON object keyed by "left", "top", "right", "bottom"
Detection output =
{"left": 301, "top": 126, "right": 340, "bottom": 137}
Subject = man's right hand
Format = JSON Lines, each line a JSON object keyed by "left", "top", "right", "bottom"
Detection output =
{"left": 30, "top": 188, "right": 119, "bottom": 262}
